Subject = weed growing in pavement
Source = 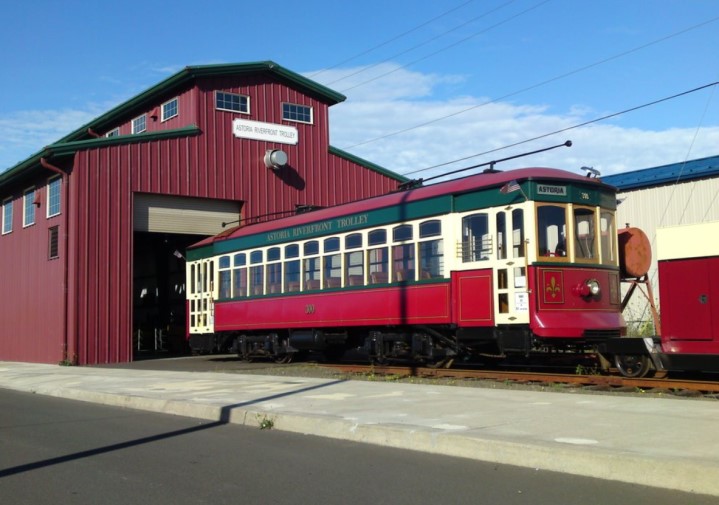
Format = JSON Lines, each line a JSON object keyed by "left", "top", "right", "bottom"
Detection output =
{"left": 58, "top": 354, "right": 77, "bottom": 366}
{"left": 256, "top": 414, "right": 275, "bottom": 430}
{"left": 575, "top": 364, "right": 599, "bottom": 375}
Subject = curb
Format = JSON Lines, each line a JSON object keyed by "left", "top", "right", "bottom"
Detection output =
{"left": 12, "top": 382, "right": 719, "bottom": 497}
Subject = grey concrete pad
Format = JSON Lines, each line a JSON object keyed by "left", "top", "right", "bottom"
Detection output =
{"left": 1, "top": 361, "right": 717, "bottom": 496}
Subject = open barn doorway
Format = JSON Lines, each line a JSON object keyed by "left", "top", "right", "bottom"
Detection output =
{"left": 131, "top": 193, "right": 242, "bottom": 359}
{"left": 132, "top": 232, "right": 202, "bottom": 357}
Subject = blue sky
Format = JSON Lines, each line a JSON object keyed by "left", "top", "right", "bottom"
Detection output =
{"left": 1, "top": 0, "right": 718, "bottom": 179}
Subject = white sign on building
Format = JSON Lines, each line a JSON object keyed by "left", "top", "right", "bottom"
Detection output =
{"left": 232, "top": 118, "right": 298, "bottom": 145}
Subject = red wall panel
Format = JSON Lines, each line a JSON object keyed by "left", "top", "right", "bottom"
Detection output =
{"left": 60, "top": 73, "right": 399, "bottom": 365}
{"left": 0, "top": 181, "right": 66, "bottom": 363}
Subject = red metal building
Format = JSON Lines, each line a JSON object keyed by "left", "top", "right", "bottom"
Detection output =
{"left": 0, "top": 61, "right": 406, "bottom": 365}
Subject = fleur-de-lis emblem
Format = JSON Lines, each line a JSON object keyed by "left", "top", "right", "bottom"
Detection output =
{"left": 546, "top": 276, "right": 561, "bottom": 298}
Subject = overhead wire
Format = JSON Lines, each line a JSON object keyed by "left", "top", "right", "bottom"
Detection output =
{"left": 340, "top": 14, "right": 719, "bottom": 151}
{"left": 402, "top": 80, "right": 719, "bottom": 177}
{"left": 337, "top": 0, "right": 550, "bottom": 92}
{"left": 324, "top": 0, "right": 521, "bottom": 86}
{"left": 308, "top": 0, "right": 478, "bottom": 79}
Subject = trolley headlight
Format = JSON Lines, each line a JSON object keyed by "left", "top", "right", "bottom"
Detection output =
{"left": 573, "top": 278, "right": 601, "bottom": 298}
{"left": 586, "top": 279, "right": 600, "bottom": 296}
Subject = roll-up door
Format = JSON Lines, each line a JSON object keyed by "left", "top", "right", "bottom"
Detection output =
{"left": 134, "top": 193, "right": 241, "bottom": 235}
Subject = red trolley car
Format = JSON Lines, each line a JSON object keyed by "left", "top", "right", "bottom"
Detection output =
{"left": 185, "top": 166, "right": 631, "bottom": 369}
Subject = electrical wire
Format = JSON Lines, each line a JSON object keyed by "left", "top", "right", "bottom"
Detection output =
{"left": 337, "top": 0, "right": 550, "bottom": 92}
{"left": 323, "top": 0, "right": 520, "bottom": 86}
{"left": 402, "top": 80, "right": 719, "bottom": 177}
{"left": 340, "top": 14, "right": 719, "bottom": 151}
{"left": 308, "top": 0, "right": 478, "bottom": 79}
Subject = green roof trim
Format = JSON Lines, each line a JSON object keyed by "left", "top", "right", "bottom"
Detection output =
{"left": 54, "top": 61, "right": 345, "bottom": 146}
{"left": 1, "top": 60, "right": 346, "bottom": 185}
{"left": 0, "top": 126, "right": 201, "bottom": 186}
{"left": 46, "top": 125, "right": 202, "bottom": 157}
{"left": 329, "top": 146, "right": 409, "bottom": 183}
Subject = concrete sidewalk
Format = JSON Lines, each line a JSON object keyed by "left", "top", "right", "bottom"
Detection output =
{"left": 1, "top": 361, "right": 717, "bottom": 496}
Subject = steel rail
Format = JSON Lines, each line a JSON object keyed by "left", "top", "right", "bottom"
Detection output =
{"left": 322, "top": 364, "right": 719, "bottom": 395}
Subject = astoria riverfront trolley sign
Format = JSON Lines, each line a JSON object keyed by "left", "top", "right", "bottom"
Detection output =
{"left": 232, "top": 118, "right": 299, "bottom": 145}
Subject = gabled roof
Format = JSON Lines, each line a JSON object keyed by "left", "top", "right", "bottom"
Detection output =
{"left": 53, "top": 61, "right": 346, "bottom": 146}
{"left": 602, "top": 155, "right": 719, "bottom": 190}
{"left": 0, "top": 61, "right": 353, "bottom": 187}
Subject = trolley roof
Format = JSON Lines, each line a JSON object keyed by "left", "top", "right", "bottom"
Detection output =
{"left": 188, "top": 167, "right": 615, "bottom": 259}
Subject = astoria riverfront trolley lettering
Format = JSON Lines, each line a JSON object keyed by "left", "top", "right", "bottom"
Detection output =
{"left": 232, "top": 118, "right": 298, "bottom": 145}
{"left": 537, "top": 184, "right": 567, "bottom": 196}
{"left": 266, "top": 214, "right": 369, "bottom": 242}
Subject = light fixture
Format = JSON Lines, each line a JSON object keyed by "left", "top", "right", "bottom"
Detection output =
{"left": 582, "top": 166, "right": 601, "bottom": 178}
{"left": 574, "top": 278, "right": 601, "bottom": 297}
{"left": 264, "top": 149, "right": 288, "bottom": 170}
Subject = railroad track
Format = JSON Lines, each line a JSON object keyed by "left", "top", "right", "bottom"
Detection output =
{"left": 322, "top": 364, "right": 719, "bottom": 397}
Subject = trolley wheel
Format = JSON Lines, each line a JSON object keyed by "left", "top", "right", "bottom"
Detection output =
{"left": 274, "top": 353, "right": 293, "bottom": 364}
{"left": 614, "top": 354, "right": 652, "bottom": 378}
{"left": 426, "top": 357, "right": 454, "bottom": 369}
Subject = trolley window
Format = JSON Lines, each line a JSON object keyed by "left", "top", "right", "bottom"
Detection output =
{"left": 233, "top": 253, "right": 247, "bottom": 298}
{"left": 324, "top": 237, "right": 341, "bottom": 288}
{"left": 393, "top": 224, "right": 413, "bottom": 242}
{"left": 345, "top": 233, "right": 362, "bottom": 249}
{"left": 574, "top": 207, "right": 598, "bottom": 261}
{"left": 368, "top": 246, "right": 389, "bottom": 284}
{"left": 496, "top": 212, "right": 507, "bottom": 260}
{"left": 392, "top": 243, "right": 415, "bottom": 281}
{"left": 266, "top": 247, "right": 282, "bottom": 294}
{"left": 304, "top": 241, "right": 320, "bottom": 290}
{"left": 324, "top": 237, "right": 340, "bottom": 252}
{"left": 368, "top": 229, "right": 386, "bottom": 246}
{"left": 512, "top": 209, "right": 525, "bottom": 258}
{"left": 304, "top": 240, "right": 319, "bottom": 256}
{"left": 419, "top": 238, "right": 443, "bottom": 279}
{"left": 285, "top": 244, "right": 300, "bottom": 292}
{"left": 461, "top": 213, "right": 490, "bottom": 262}
{"left": 600, "top": 211, "right": 616, "bottom": 265}
{"left": 346, "top": 249, "right": 364, "bottom": 286}
{"left": 250, "top": 251, "right": 264, "bottom": 295}
{"left": 419, "top": 220, "right": 441, "bottom": 238}
{"left": 219, "top": 255, "right": 231, "bottom": 299}
{"left": 537, "top": 205, "right": 566, "bottom": 259}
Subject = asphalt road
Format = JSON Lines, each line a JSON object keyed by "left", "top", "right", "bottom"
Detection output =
{"left": 1, "top": 388, "right": 715, "bottom": 504}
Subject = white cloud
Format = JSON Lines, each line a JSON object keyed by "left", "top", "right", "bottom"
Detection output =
{"left": 2, "top": 63, "right": 717, "bottom": 178}
{"left": 0, "top": 108, "right": 100, "bottom": 169}
{"left": 319, "top": 64, "right": 719, "bottom": 179}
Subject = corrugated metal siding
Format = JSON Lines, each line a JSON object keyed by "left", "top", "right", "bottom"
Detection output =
{"left": 133, "top": 194, "right": 240, "bottom": 234}
{"left": 63, "top": 73, "right": 399, "bottom": 365}
{"left": 615, "top": 176, "right": 719, "bottom": 332}
{"left": 0, "top": 179, "right": 66, "bottom": 363}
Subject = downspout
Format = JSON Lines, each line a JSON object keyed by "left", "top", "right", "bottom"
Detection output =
{"left": 40, "top": 157, "right": 73, "bottom": 364}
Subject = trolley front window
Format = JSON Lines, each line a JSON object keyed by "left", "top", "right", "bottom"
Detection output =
{"left": 600, "top": 210, "right": 616, "bottom": 265}
{"left": 574, "top": 207, "right": 597, "bottom": 260}
{"left": 537, "top": 205, "right": 567, "bottom": 258}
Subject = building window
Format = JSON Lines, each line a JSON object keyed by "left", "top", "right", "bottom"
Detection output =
{"left": 216, "top": 91, "right": 249, "bottom": 113}
{"left": 47, "top": 176, "right": 61, "bottom": 218}
{"left": 282, "top": 103, "right": 313, "bottom": 124}
{"left": 23, "top": 188, "right": 35, "bottom": 227}
{"left": 161, "top": 98, "right": 178, "bottom": 121}
{"left": 2, "top": 198, "right": 12, "bottom": 234}
{"left": 106, "top": 128, "right": 120, "bottom": 137}
{"left": 48, "top": 226, "right": 59, "bottom": 259}
{"left": 132, "top": 114, "right": 147, "bottom": 134}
